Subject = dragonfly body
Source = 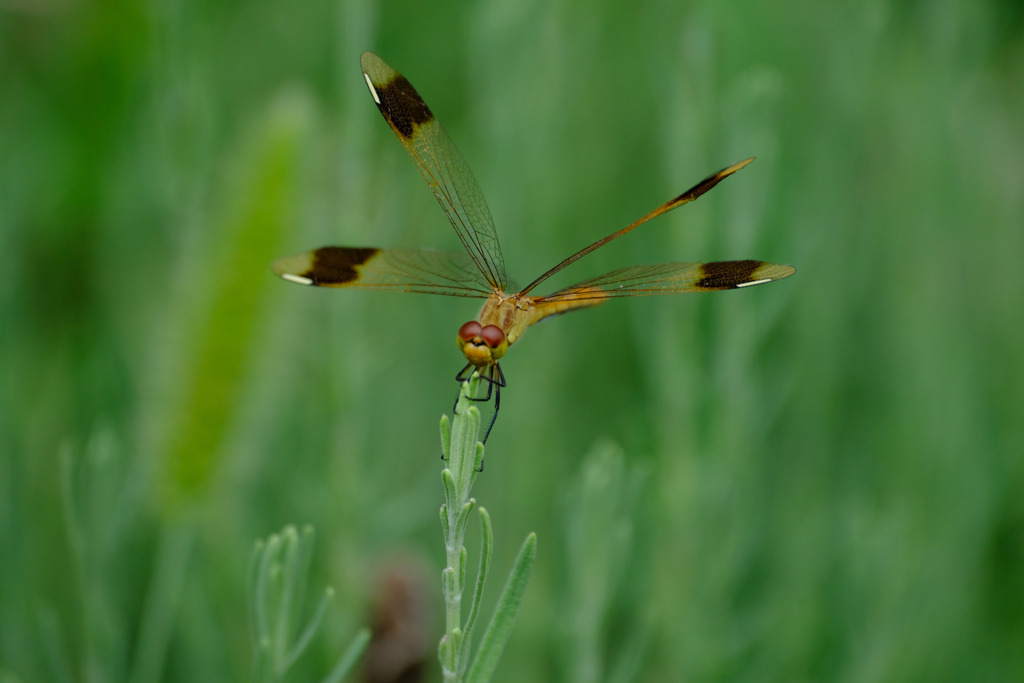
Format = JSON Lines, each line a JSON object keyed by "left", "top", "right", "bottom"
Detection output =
{"left": 460, "top": 287, "right": 606, "bottom": 365}
{"left": 272, "top": 52, "right": 796, "bottom": 441}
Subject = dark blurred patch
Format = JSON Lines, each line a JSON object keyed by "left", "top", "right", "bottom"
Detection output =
{"left": 992, "top": 0, "right": 1024, "bottom": 51}
{"left": 889, "top": 0, "right": 1024, "bottom": 57}
{"left": 983, "top": 506, "right": 1024, "bottom": 636}
{"left": 363, "top": 555, "right": 433, "bottom": 683}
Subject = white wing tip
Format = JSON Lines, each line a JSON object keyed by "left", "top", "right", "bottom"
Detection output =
{"left": 363, "top": 73, "right": 380, "bottom": 104}
{"left": 281, "top": 273, "right": 314, "bottom": 286}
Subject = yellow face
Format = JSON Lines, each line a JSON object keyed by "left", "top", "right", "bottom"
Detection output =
{"left": 456, "top": 321, "right": 508, "bottom": 367}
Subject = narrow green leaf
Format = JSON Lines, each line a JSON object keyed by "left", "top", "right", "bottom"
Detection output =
{"left": 466, "top": 533, "right": 538, "bottom": 683}
{"left": 441, "top": 469, "right": 459, "bottom": 513}
{"left": 459, "top": 546, "right": 468, "bottom": 590}
{"left": 472, "top": 442, "right": 485, "bottom": 479}
{"left": 440, "top": 414, "right": 452, "bottom": 461}
{"left": 442, "top": 566, "right": 457, "bottom": 600}
{"left": 439, "top": 503, "right": 450, "bottom": 538}
{"left": 438, "top": 635, "right": 449, "bottom": 668}
{"left": 454, "top": 497, "right": 476, "bottom": 541}
{"left": 460, "top": 507, "right": 494, "bottom": 675}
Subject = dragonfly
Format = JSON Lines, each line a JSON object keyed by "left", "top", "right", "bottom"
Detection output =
{"left": 273, "top": 52, "right": 796, "bottom": 442}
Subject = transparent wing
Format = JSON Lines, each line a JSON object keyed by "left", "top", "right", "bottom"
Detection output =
{"left": 538, "top": 260, "right": 796, "bottom": 302}
{"left": 519, "top": 158, "right": 756, "bottom": 296}
{"left": 272, "top": 246, "right": 494, "bottom": 298}
{"left": 361, "top": 52, "right": 507, "bottom": 291}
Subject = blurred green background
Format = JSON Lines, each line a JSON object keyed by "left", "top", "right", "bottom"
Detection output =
{"left": 3, "top": 0, "right": 1023, "bottom": 680}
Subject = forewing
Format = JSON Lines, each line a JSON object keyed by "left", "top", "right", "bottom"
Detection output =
{"left": 272, "top": 247, "right": 493, "bottom": 298}
{"left": 360, "top": 52, "right": 507, "bottom": 291}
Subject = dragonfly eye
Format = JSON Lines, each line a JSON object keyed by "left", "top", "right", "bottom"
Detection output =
{"left": 481, "top": 325, "right": 505, "bottom": 349}
{"left": 458, "top": 321, "right": 482, "bottom": 341}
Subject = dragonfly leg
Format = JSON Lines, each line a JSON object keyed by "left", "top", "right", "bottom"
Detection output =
{"left": 454, "top": 363, "right": 497, "bottom": 408}
{"left": 472, "top": 366, "right": 504, "bottom": 470}
{"left": 479, "top": 363, "right": 505, "bottom": 445}
{"left": 451, "top": 363, "right": 505, "bottom": 451}
{"left": 446, "top": 363, "right": 496, "bottom": 461}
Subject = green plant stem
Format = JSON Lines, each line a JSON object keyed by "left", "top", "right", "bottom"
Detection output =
{"left": 438, "top": 376, "right": 536, "bottom": 683}
{"left": 439, "top": 377, "right": 485, "bottom": 681}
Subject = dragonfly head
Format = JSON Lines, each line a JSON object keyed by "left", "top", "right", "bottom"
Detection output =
{"left": 457, "top": 321, "right": 507, "bottom": 366}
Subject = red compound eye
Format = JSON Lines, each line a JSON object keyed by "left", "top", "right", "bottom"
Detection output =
{"left": 481, "top": 325, "right": 505, "bottom": 348}
{"left": 458, "top": 321, "right": 482, "bottom": 341}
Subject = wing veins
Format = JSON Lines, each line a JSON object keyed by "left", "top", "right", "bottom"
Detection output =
{"left": 519, "top": 158, "right": 756, "bottom": 296}
{"left": 538, "top": 260, "right": 795, "bottom": 301}
{"left": 363, "top": 51, "right": 508, "bottom": 292}
{"left": 431, "top": 142, "right": 503, "bottom": 288}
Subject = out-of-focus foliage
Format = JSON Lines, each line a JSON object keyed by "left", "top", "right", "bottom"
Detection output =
{"left": 2, "top": 0, "right": 1022, "bottom": 680}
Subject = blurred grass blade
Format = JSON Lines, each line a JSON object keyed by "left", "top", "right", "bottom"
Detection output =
{"left": 159, "top": 89, "right": 315, "bottom": 507}
{"left": 248, "top": 525, "right": 357, "bottom": 681}
{"left": 320, "top": 627, "right": 372, "bottom": 683}
{"left": 127, "top": 523, "right": 195, "bottom": 683}
{"left": 284, "top": 587, "right": 334, "bottom": 671}
{"left": 560, "top": 440, "right": 648, "bottom": 682}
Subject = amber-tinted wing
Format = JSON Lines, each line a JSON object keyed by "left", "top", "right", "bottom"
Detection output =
{"left": 518, "top": 158, "right": 756, "bottom": 297}
{"left": 538, "top": 260, "right": 796, "bottom": 303}
{"left": 360, "top": 52, "right": 507, "bottom": 291}
{"left": 272, "top": 246, "right": 493, "bottom": 298}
